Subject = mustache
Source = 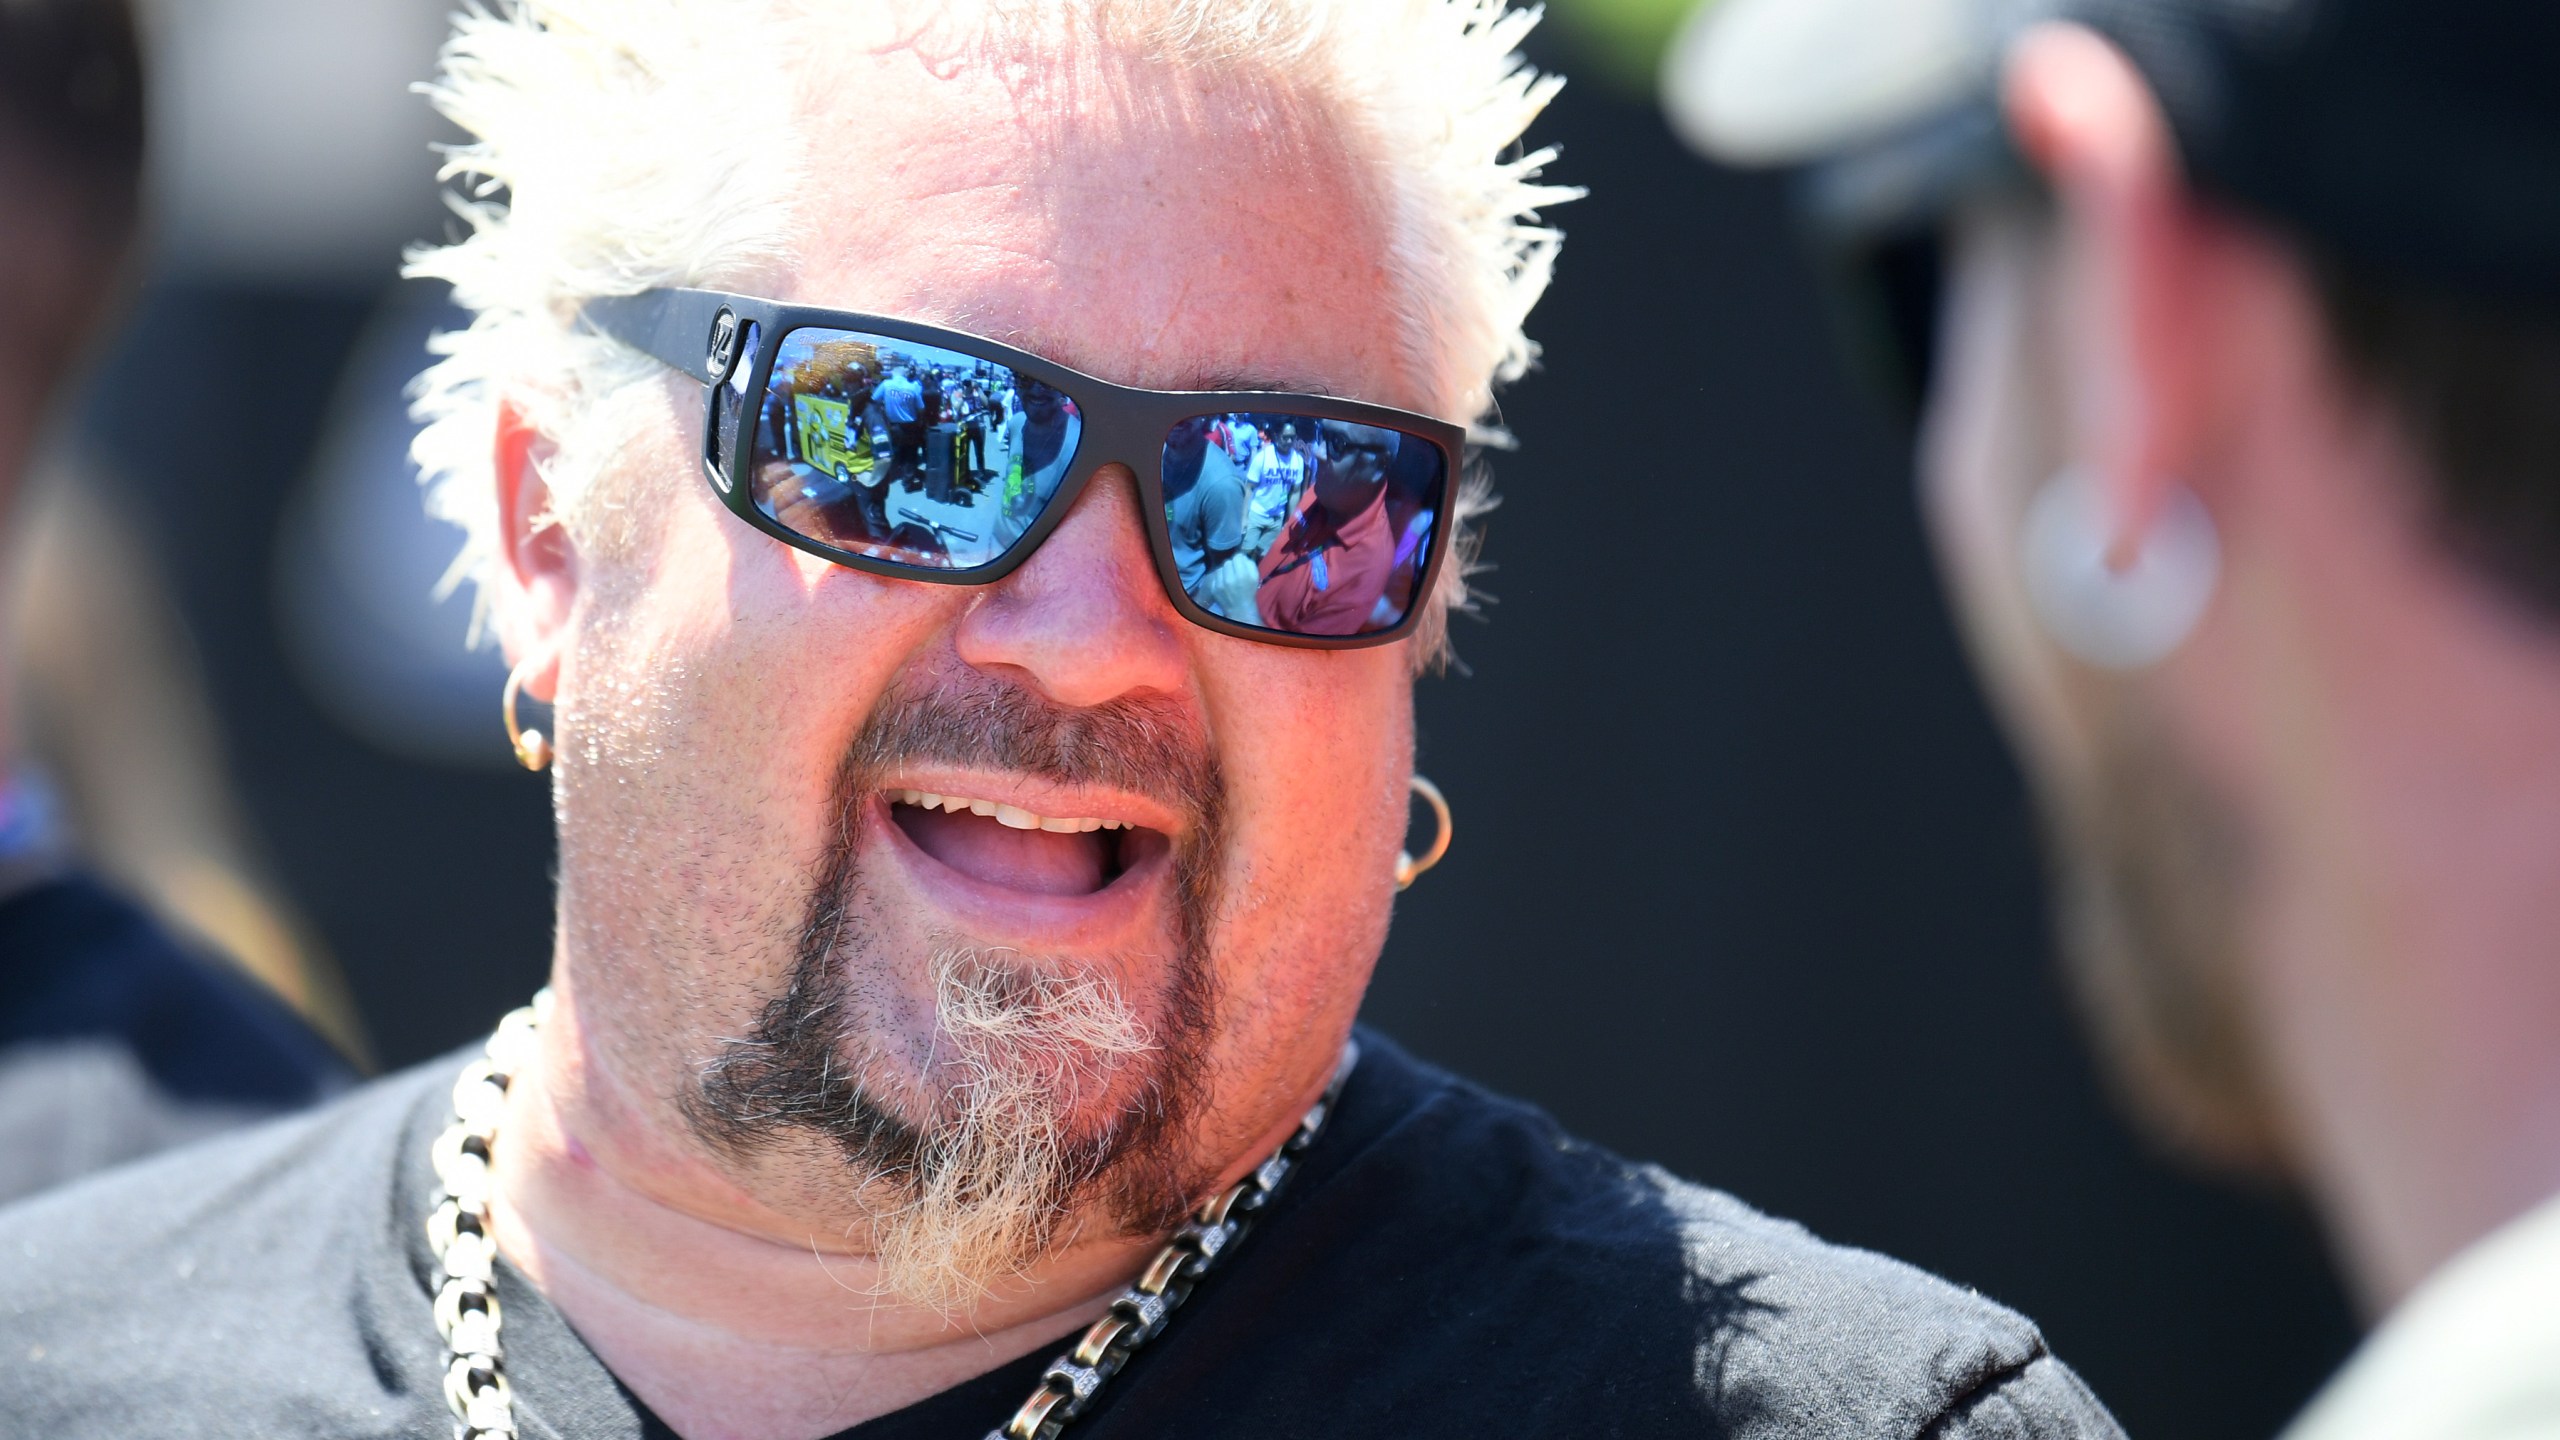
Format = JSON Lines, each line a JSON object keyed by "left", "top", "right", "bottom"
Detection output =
{"left": 848, "top": 667, "right": 1223, "bottom": 826}
{"left": 837, "top": 663, "right": 1230, "bottom": 988}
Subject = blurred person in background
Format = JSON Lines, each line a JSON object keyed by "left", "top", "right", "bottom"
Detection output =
{"left": 1672, "top": 0, "right": 2560, "bottom": 1434}
{"left": 0, "top": 0, "right": 351, "bottom": 1201}
{"left": 0, "top": 3, "right": 2128, "bottom": 1437}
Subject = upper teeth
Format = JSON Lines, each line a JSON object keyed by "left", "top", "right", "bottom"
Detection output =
{"left": 890, "top": 789, "right": 1131, "bottom": 834}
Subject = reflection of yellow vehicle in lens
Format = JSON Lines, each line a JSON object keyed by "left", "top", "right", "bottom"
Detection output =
{"left": 794, "top": 393, "right": 875, "bottom": 482}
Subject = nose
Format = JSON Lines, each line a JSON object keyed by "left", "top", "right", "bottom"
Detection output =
{"left": 953, "top": 465, "right": 1189, "bottom": 709}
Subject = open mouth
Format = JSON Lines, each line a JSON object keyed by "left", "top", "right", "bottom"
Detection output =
{"left": 886, "top": 788, "right": 1170, "bottom": 898}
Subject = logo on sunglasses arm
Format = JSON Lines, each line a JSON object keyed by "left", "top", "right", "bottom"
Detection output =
{"left": 707, "top": 309, "right": 741, "bottom": 380}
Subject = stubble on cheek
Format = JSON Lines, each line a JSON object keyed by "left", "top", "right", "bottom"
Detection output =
{"left": 2047, "top": 689, "right": 2291, "bottom": 1176}
{"left": 549, "top": 562, "right": 840, "bottom": 1122}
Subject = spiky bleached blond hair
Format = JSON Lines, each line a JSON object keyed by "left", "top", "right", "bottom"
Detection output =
{"left": 408, "top": 0, "right": 1576, "bottom": 658}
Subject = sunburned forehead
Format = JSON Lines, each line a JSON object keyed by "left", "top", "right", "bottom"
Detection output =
{"left": 780, "top": 22, "right": 1422, "bottom": 413}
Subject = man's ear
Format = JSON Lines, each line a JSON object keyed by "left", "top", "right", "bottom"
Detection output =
{"left": 494, "top": 397, "right": 577, "bottom": 702}
{"left": 2004, "top": 22, "right": 2235, "bottom": 566}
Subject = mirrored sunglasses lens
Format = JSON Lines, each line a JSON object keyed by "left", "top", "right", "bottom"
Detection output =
{"left": 747, "top": 326, "right": 1081, "bottom": 570}
{"left": 1161, "top": 412, "right": 1447, "bottom": 638}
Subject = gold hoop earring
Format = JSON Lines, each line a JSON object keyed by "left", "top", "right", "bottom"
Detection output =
{"left": 502, "top": 661, "right": 553, "bottom": 773}
{"left": 1395, "top": 775, "right": 1452, "bottom": 891}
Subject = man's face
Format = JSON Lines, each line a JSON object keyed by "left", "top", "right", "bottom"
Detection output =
{"left": 1918, "top": 205, "right": 2283, "bottom": 1169}
{"left": 1313, "top": 425, "right": 1393, "bottom": 518}
{"left": 545, "top": 26, "right": 1427, "bottom": 1306}
{"left": 1021, "top": 377, "right": 1064, "bottom": 427}
{"left": 1165, "top": 415, "right": 1211, "bottom": 467}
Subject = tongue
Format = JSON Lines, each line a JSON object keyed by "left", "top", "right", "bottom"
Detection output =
{"left": 894, "top": 804, "right": 1110, "bottom": 896}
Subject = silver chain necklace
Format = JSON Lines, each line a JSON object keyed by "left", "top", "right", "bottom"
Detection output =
{"left": 427, "top": 990, "right": 1353, "bottom": 1440}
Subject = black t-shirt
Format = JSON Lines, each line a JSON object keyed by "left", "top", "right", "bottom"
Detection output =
{"left": 0, "top": 872, "right": 353, "bottom": 1205}
{"left": 0, "top": 1029, "right": 2122, "bottom": 1439}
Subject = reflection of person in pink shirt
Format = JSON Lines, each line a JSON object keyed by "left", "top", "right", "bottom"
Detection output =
{"left": 1256, "top": 421, "right": 1403, "bottom": 636}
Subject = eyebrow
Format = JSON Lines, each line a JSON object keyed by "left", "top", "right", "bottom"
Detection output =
{"left": 1180, "top": 371, "right": 1339, "bottom": 397}
{"left": 975, "top": 323, "right": 1340, "bottom": 398}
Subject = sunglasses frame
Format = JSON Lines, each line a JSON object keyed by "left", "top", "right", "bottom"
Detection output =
{"left": 582, "top": 287, "right": 1467, "bottom": 650}
{"left": 1794, "top": 100, "right": 2048, "bottom": 427}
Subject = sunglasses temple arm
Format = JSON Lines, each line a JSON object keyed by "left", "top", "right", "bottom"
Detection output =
{"left": 578, "top": 288, "right": 741, "bottom": 386}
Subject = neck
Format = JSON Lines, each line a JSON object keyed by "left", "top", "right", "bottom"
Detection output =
{"left": 486, "top": 978, "right": 1318, "bottom": 1440}
{"left": 2217, "top": 405, "right": 2560, "bottom": 1315}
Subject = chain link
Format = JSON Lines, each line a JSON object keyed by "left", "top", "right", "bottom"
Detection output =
{"left": 425, "top": 990, "right": 1354, "bottom": 1440}
{"left": 990, "top": 1040, "right": 1356, "bottom": 1440}
{"left": 425, "top": 990, "right": 549, "bottom": 1440}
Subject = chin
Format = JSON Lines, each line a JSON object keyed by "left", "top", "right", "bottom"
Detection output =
{"left": 683, "top": 826, "right": 1221, "bottom": 1269}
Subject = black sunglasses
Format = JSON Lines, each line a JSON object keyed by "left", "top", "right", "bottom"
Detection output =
{"left": 1794, "top": 102, "right": 2047, "bottom": 426}
{"left": 581, "top": 288, "right": 1466, "bottom": 649}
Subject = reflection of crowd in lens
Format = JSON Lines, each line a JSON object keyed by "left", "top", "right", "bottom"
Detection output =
{"left": 1165, "top": 413, "right": 1440, "bottom": 636}
{"left": 751, "top": 336, "right": 1433, "bottom": 634}
{"left": 753, "top": 331, "right": 1081, "bottom": 569}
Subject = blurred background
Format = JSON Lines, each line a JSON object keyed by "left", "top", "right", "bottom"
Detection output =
{"left": 25, "top": 0, "right": 2356, "bottom": 1434}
